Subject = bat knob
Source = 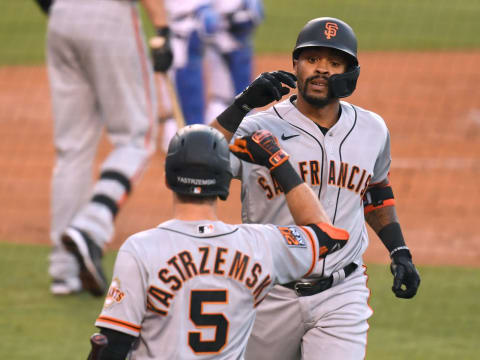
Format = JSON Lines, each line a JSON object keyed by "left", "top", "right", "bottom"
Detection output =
{"left": 91, "top": 333, "right": 108, "bottom": 346}
{"left": 87, "top": 333, "right": 108, "bottom": 360}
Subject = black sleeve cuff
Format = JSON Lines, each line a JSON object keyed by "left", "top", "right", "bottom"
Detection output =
{"left": 35, "top": 0, "right": 53, "bottom": 14}
{"left": 96, "top": 327, "right": 136, "bottom": 360}
{"left": 216, "top": 103, "right": 249, "bottom": 133}
{"left": 270, "top": 161, "right": 303, "bottom": 194}
{"left": 378, "top": 222, "right": 408, "bottom": 256}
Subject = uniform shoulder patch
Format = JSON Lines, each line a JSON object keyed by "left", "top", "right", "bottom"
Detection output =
{"left": 278, "top": 226, "right": 307, "bottom": 247}
{"left": 104, "top": 277, "right": 125, "bottom": 309}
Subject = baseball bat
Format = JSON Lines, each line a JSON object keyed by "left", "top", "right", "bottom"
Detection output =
{"left": 87, "top": 333, "right": 108, "bottom": 360}
{"left": 156, "top": 73, "right": 185, "bottom": 129}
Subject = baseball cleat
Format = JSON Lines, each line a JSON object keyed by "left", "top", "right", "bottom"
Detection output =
{"left": 62, "top": 227, "right": 107, "bottom": 297}
{"left": 50, "top": 277, "right": 82, "bottom": 296}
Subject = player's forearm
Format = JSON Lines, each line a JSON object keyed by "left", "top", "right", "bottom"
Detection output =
{"left": 141, "top": 0, "right": 168, "bottom": 28}
{"left": 286, "top": 183, "right": 332, "bottom": 225}
{"left": 365, "top": 204, "right": 398, "bottom": 233}
{"left": 211, "top": 118, "right": 236, "bottom": 143}
{"left": 366, "top": 205, "right": 410, "bottom": 256}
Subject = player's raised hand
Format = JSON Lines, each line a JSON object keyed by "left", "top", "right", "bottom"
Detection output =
{"left": 230, "top": 130, "right": 289, "bottom": 170}
{"left": 234, "top": 71, "right": 297, "bottom": 112}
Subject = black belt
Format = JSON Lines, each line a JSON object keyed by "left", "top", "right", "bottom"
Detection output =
{"left": 282, "top": 263, "right": 358, "bottom": 297}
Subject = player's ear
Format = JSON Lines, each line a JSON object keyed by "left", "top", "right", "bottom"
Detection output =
{"left": 292, "top": 59, "right": 298, "bottom": 75}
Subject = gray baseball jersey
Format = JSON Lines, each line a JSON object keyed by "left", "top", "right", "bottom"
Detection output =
{"left": 96, "top": 219, "right": 323, "bottom": 359}
{"left": 232, "top": 96, "right": 390, "bottom": 276}
{"left": 236, "top": 96, "right": 387, "bottom": 359}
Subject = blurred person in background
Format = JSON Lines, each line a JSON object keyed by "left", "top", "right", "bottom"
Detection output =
{"left": 152, "top": 0, "right": 264, "bottom": 151}
{"left": 35, "top": 0, "right": 167, "bottom": 297}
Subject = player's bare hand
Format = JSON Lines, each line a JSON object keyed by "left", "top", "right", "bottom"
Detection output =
{"left": 230, "top": 130, "right": 289, "bottom": 170}
{"left": 234, "top": 71, "right": 297, "bottom": 112}
{"left": 150, "top": 27, "right": 173, "bottom": 73}
{"left": 390, "top": 250, "right": 420, "bottom": 299}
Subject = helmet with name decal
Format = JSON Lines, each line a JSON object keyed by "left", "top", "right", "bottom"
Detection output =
{"left": 165, "top": 124, "right": 232, "bottom": 200}
{"left": 293, "top": 17, "right": 360, "bottom": 98}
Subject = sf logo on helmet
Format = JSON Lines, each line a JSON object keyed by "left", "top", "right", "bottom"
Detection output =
{"left": 324, "top": 22, "right": 339, "bottom": 39}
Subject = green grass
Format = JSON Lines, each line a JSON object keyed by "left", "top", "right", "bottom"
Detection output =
{"left": 0, "top": 242, "right": 115, "bottom": 359}
{"left": 1, "top": 0, "right": 479, "bottom": 66}
{"left": 0, "top": 0, "right": 48, "bottom": 65}
{"left": 366, "top": 265, "right": 480, "bottom": 359}
{"left": 256, "top": 0, "right": 480, "bottom": 53}
{"left": 1, "top": 242, "right": 479, "bottom": 359}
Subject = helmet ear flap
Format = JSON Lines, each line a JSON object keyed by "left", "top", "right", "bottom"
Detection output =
{"left": 328, "top": 66, "right": 360, "bottom": 98}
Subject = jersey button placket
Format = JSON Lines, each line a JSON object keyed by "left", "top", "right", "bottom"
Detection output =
{"left": 324, "top": 133, "right": 336, "bottom": 209}
{"left": 325, "top": 135, "right": 335, "bottom": 157}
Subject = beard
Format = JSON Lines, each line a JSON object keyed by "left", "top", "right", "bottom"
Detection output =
{"left": 298, "top": 75, "right": 335, "bottom": 108}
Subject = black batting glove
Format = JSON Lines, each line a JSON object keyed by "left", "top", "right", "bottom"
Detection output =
{"left": 390, "top": 249, "right": 421, "bottom": 299}
{"left": 216, "top": 71, "right": 296, "bottom": 133}
{"left": 229, "top": 130, "right": 289, "bottom": 170}
{"left": 234, "top": 71, "right": 297, "bottom": 112}
{"left": 149, "top": 27, "right": 173, "bottom": 73}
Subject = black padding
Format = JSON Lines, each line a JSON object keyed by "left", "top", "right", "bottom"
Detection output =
{"left": 363, "top": 185, "right": 394, "bottom": 206}
{"left": 329, "top": 66, "right": 360, "bottom": 98}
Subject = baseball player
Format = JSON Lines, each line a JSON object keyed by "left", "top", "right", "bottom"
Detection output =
{"left": 211, "top": 17, "right": 421, "bottom": 359}
{"left": 89, "top": 124, "right": 349, "bottom": 359}
{"left": 204, "top": 0, "right": 264, "bottom": 121}
{"left": 38, "top": 0, "right": 168, "bottom": 296}
{"left": 154, "top": 0, "right": 264, "bottom": 151}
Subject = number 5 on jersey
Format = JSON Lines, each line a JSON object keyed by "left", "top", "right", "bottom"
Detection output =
{"left": 188, "top": 289, "right": 229, "bottom": 354}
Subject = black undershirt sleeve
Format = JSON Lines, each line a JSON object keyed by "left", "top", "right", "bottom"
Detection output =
{"left": 34, "top": 0, "right": 53, "bottom": 14}
{"left": 93, "top": 327, "right": 137, "bottom": 360}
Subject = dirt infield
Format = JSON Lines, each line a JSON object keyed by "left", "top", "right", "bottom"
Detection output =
{"left": 1, "top": 51, "right": 479, "bottom": 267}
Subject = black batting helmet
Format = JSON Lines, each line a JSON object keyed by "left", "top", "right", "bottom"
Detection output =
{"left": 293, "top": 17, "right": 360, "bottom": 98}
{"left": 165, "top": 124, "right": 232, "bottom": 200}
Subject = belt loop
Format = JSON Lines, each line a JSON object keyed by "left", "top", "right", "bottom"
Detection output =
{"left": 331, "top": 268, "right": 346, "bottom": 287}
